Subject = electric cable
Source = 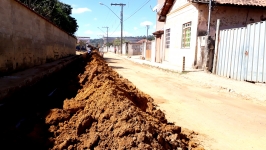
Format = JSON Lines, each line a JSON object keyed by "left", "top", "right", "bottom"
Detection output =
{"left": 124, "top": 0, "right": 151, "bottom": 22}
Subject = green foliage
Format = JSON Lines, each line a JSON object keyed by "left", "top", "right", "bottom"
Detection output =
{"left": 147, "top": 35, "right": 155, "bottom": 41}
{"left": 136, "top": 35, "right": 155, "bottom": 41}
{"left": 18, "top": 0, "right": 78, "bottom": 35}
{"left": 90, "top": 39, "right": 103, "bottom": 47}
{"left": 106, "top": 42, "right": 113, "bottom": 47}
{"left": 113, "top": 38, "right": 125, "bottom": 46}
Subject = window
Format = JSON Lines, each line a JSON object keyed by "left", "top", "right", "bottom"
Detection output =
{"left": 165, "top": 28, "right": 170, "bottom": 48}
{"left": 182, "top": 22, "right": 191, "bottom": 48}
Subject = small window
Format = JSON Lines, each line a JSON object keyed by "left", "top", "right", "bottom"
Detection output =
{"left": 182, "top": 22, "right": 191, "bottom": 48}
{"left": 165, "top": 28, "right": 170, "bottom": 48}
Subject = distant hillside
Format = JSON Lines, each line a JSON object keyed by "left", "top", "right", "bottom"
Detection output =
{"left": 90, "top": 35, "right": 154, "bottom": 47}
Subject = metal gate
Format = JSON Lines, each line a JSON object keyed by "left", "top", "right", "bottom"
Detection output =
{"left": 217, "top": 21, "right": 266, "bottom": 83}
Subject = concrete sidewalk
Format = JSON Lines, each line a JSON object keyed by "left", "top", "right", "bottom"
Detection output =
{"left": 115, "top": 53, "right": 201, "bottom": 73}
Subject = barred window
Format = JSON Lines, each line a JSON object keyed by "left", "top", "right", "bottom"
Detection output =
{"left": 182, "top": 22, "right": 191, "bottom": 48}
{"left": 165, "top": 28, "right": 170, "bottom": 48}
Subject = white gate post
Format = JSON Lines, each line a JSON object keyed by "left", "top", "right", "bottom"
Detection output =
{"left": 213, "top": 19, "right": 220, "bottom": 74}
{"left": 143, "top": 42, "right": 146, "bottom": 59}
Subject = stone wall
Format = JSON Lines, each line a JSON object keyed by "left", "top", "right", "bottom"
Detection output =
{"left": 0, "top": 0, "right": 76, "bottom": 75}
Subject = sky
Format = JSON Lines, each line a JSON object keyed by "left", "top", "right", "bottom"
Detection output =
{"left": 60, "top": 0, "right": 157, "bottom": 39}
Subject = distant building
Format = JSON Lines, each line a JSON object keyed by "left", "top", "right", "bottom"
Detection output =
{"left": 103, "top": 37, "right": 144, "bottom": 44}
{"left": 76, "top": 37, "right": 90, "bottom": 50}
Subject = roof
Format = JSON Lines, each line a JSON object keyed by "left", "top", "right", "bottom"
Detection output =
{"left": 157, "top": 0, "right": 266, "bottom": 22}
{"left": 191, "top": 0, "right": 266, "bottom": 7}
{"left": 216, "top": 0, "right": 266, "bottom": 7}
{"left": 152, "top": 30, "right": 164, "bottom": 35}
{"left": 136, "top": 39, "right": 148, "bottom": 43}
{"left": 158, "top": 0, "right": 174, "bottom": 22}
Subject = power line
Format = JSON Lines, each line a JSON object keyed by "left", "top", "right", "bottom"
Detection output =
{"left": 97, "top": 27, "right": 106, "bottom": 34}
{"left": 110, "top": 23, "right": 120, "bottom": 36}
{"left": 124, "top": 0, "right": 151, "bottom": 22}
{"left": 100, "top": 2, "right": 120, "bottom": 36}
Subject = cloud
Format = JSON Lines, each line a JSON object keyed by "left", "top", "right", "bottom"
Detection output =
{"left": 94, "top": 18, "right": 98, "bottom": 20}
{"left": 140, "top": 21, "right": 153, "bottom": 26}
{"left": 72, "top": 8, "right": 91, "bottom": 14}
{"left": 134, "top": 27, "right": 138, "bottom": 30}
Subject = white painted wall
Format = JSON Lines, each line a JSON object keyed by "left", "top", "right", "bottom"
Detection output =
{"left": 171, "top": 0, "right": 189, "bottom": 10}
{"left": 143, "top": 42, "right": 146, "bottom": 58}
{"left": 122, "top": 43, "right": 126, "bottom": 55}
{"left": 164, "top": 3, "right": 199, "bottom": 69}
{"left": 151, "top": 40, "right": 156, "bottom": 62}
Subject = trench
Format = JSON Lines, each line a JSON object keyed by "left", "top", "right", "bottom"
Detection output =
{"left": 0, "top": 54, "right": 89, "bottom": 149}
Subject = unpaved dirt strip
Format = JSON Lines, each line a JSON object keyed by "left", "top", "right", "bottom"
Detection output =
{"left": 105, "top": 52, "right": 266, "bottom": 150}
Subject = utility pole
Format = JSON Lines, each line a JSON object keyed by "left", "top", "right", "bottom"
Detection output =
{"left": 204, "top": 0, "right": 212, "bottom": 71}
{"left": 111, "top": 3, "right": 126, "bottom": 54}
{"left": 102, "top": 26, "right": 109, "bottom": 52}
{"left": 146, "top": 25, "right": 150, "bottom": 40}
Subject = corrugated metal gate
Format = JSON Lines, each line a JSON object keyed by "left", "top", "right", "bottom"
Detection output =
{"left": 217, "top": 21, "right": 266, "bottom": 83}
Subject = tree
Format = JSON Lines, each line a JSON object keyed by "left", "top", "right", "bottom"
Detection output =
{"left": 106, "top": 42, "right": 113, "bottom": 47}
{"left": 147, "top": 35, "right": 155, "bottom": 41}
{"left": 113, "top": 38, "right": 125, "bottom": 46}
{"left": 18, "top": 0, "right": 78, "bottom": 35}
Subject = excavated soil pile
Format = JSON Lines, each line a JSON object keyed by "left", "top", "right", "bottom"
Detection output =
{"left": 45, "top": 51, "right": 203, "bottom": 150}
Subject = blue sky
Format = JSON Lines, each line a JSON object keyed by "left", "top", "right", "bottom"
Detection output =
{"left": 60, "top": 0, "right": 157, "bottom": 39}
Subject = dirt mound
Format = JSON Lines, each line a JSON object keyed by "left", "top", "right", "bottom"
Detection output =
{"left": 45, "top": 51, "right": 203, "bottom": 150}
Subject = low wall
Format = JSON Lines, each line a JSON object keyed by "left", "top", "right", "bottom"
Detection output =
{"left": 128, "top": 43, "right": 142, "bottom": 56}
{"left": 0, "top": 0, "right": 76, "bottom": 75}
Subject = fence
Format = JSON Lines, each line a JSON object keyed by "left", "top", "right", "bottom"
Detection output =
{"left": 216, "top": 21, "right": 266, "bottom": 83}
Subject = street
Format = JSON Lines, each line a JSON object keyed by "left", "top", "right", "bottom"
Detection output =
{"left": 105, "top": 52, "right": 266, "bottom": 150}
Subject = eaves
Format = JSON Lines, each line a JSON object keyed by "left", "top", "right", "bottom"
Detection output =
{"left": 166, "top": 3, "right": 191, "bottom": 17}
{"left": 158, "top": 0, "right": 175, "bottom": 22}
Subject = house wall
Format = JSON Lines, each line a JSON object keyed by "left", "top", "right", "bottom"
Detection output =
{"left": 160, "top": 34, "right": 165, "bottom": 62}
{"left": 154, "top": 0, "right": 166, "bottom": 63}
{"left": 127, "top": 43, "right": 142, "bottom": 56}
{"left": 0, "top": 0, "right": 76, "bottom": 75}
{"left": 151, "top": 40, "right": 156, "bottom": 62}
{"left": 164, "top": 3, "right": 199, "bottom": 69}
{"left": 197, "top": 4, "right": 266, "bottom": 70}
{"left": 155, "top": 0, "right": 165, "bottom": 31}
{"left": 171, "top": 0, "right": 189, "bottom": 9}
{"left": 198, "top": 4, "right": 266, "bottom": 38}
{"left": 122, "top": 43, "right": 126, "bottom": 55}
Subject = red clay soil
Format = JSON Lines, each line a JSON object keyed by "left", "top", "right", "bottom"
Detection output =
{"left": 45, "top": 51, "right": 204, "bottom": 150}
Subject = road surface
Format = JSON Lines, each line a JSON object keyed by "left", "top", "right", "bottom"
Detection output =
{"left": 104, "top": 52, "right": 266, "bottom": 150}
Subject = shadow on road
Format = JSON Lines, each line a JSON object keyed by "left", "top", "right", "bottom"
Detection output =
{"left": 104, "top": 57, "right": 120, "bottom": 62}
{"left": 110, "top": 66, "right": 125, "bottom": 69}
